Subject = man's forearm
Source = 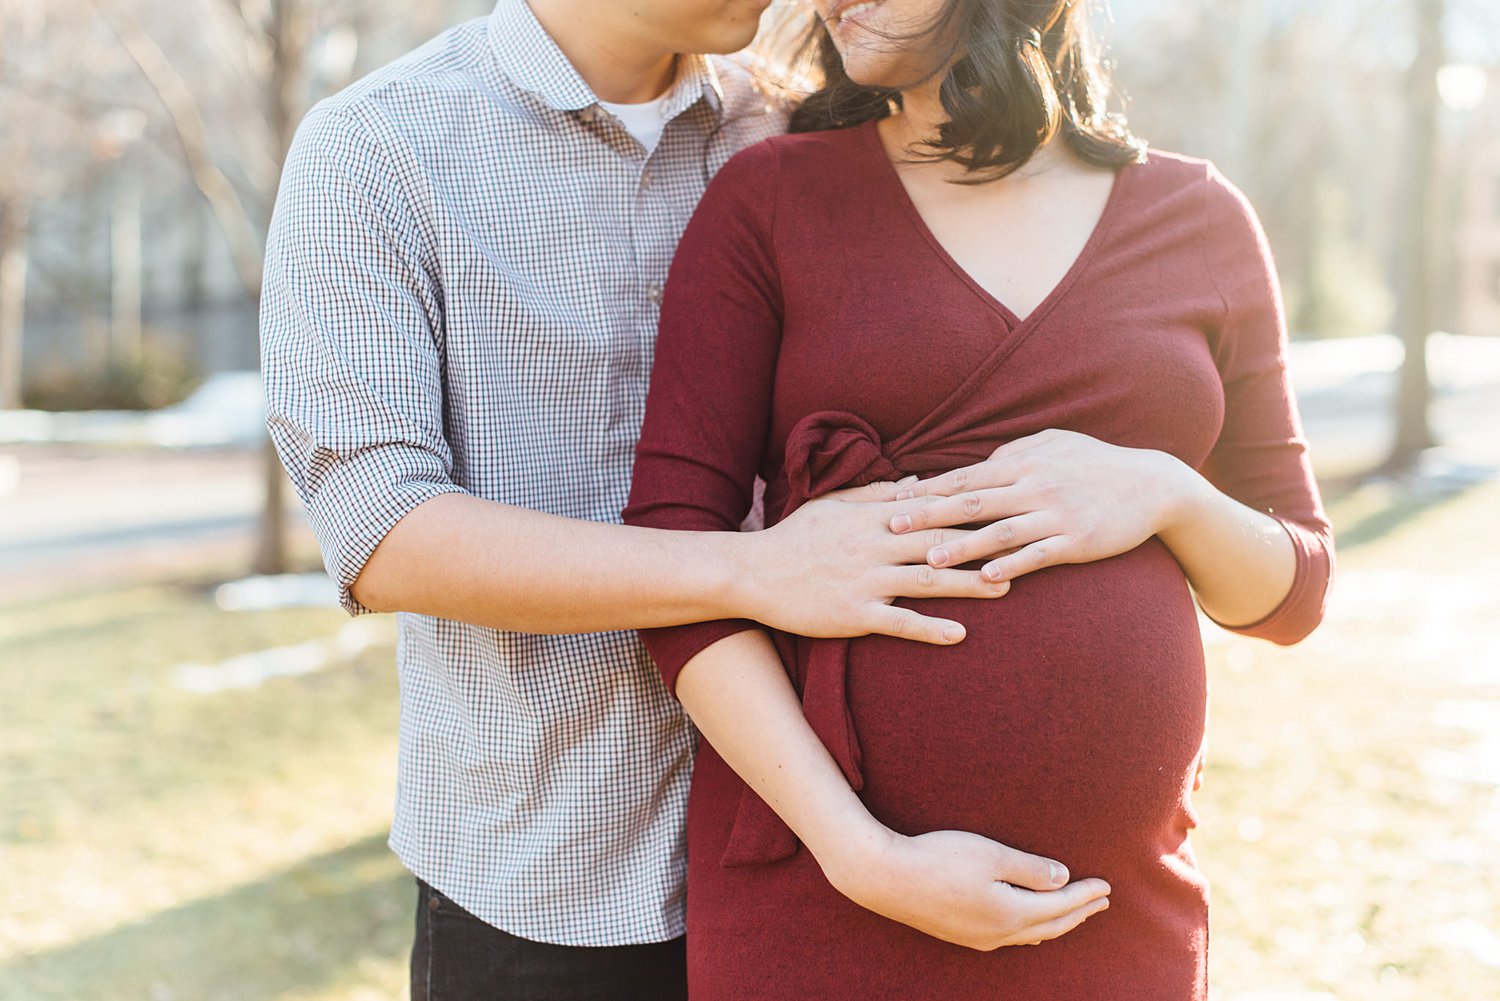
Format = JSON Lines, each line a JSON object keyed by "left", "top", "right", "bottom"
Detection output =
{"left": 352, "top": 486, "right": 1003, "bottom": 641}
{"left": 353, "top": 493, "right": 750, "bottom": 632}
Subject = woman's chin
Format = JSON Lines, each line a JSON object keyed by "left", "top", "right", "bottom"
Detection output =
{"left": 842, "top": 64, "right": 901, "bottom": 89}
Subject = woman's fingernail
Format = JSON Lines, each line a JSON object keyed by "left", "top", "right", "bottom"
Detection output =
{"left": 982, "top": 566, "right": 1003, "bottom": 582}
{"left": 942, "top": 625, "right": 965, "bottom": 643}
{"left": 891, "top": 514, "right": 912, "bottom": 533}
{"left": 1050, "top": 863, "right": 1068, "bottom": 886}
{"left": 895, "top": 488, "right": 914, "bottom": 501}
{"left": 929, "top": 547, "right": 950, "bottom": 567}
{"left": 896, "top": 475, "right": 919, "bottom": 488}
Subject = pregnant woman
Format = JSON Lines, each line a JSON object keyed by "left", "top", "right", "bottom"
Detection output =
{"left": 624, "top": 0, "right": 1333, "bottom": 997}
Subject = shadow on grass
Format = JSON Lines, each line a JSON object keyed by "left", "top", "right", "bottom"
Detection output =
{"left": 1321, "top": 473, "right": 1489, "bottom": 554}
{"left": 3, "top": 834, "right": 411, "bottom": 1001}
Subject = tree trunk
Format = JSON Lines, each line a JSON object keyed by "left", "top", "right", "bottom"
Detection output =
{"left": 1385, "top": 0, "right": 1445, "bottom": 472}
{"left": 1218, "top": 0, "right": 1265, "bottom": 196}
{"left": 111, "top": 175, "right": 144, "bottom": 367}
{"left": 0, "top": 202, "right": 31, "bottom": 410}
{"left": 251, "top": 0, "right": 310, "bottom": 577}
{"left": 251, "top": 427, "right": 289, "bottom": 576}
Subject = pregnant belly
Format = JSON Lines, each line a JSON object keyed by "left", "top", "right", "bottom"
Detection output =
{"left": 846, "top": 537, "right": 1207, "bottom": 869}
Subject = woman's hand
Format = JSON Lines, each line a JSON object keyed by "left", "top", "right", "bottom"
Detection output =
{"left": 820, "top": 825, "right": 1111, "bottom": 951}
{"left": 888, "top": 429, "right": 1201, "bottom": 583}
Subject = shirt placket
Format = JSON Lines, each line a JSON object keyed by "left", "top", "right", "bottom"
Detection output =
{"left": 577, "top": 99, "right": 707, "bottom": 443}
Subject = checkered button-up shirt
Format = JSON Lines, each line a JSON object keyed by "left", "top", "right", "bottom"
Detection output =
{"left": 260, "top": 0, "right": 784, "bottom": 946}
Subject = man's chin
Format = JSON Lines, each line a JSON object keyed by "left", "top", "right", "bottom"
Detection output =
{"left": 698, "top": 29, "right": 765, "bottom": 56}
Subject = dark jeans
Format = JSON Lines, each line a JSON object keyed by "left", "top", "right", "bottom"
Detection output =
{"left": 410, "top": 880, "right": 688, "bottom": 1001}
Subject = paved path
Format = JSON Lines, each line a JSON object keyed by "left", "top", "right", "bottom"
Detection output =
{"left": 0, "top": 446, "right": 314, "bottom": 602}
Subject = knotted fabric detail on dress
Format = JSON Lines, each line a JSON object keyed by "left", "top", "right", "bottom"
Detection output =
{"left": 721, "top": 411, "right": 969, "bottom": 868}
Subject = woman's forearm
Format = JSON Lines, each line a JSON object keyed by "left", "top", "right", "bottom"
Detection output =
{"left": 1157, "top": 462, "right": 1298, "bottom": 628}
{"left": 675, "top": 630, "right": 890, "bottom": 874}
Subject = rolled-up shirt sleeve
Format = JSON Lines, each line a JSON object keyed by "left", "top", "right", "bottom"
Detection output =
{"left": 260, "top": 106, "right": 465, "bottom": 614}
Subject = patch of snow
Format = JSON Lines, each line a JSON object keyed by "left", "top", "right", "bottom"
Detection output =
{"left": 214, "top": 573, "right": 339, "bottom": 611}
{"left": 172, "top": 620, "right": 386, "bottom": 695}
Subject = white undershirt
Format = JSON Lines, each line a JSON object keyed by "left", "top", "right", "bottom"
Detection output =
{"left": 598, "top": 92, "right": 671, "bottom": 154}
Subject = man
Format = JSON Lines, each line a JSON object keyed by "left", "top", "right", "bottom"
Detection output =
{"left": 262, "top": 1, "right": 1085, "bottom": 996}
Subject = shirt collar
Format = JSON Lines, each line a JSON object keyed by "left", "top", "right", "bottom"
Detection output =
{"left": 488, "top": 0, "right": 724, "bottom": 122}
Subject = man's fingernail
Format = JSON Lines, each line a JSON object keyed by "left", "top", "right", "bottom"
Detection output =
{"left": 929, "top": 547, "right": 950, "bottom": 567}
{"left": 982, "top": 566, "right": 1003, "bottom": 582}
{"left": 895, "top": 488, "right": 914, "bottom": 501}
{"left": 891, "top": 514, "right": 912, "bottom": 533}
{"left": 1049, "top": 863, "right": 1068, "bottom": 886}
{"left": 942, "top": 625, "right": 964, "bottom": 643}
{"left": 896, "top": 475, "right": 919, "bottom": 488}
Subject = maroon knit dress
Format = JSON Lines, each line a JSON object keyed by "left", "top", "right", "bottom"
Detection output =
{"left": 623, "top": 121, "right": 1333, "bottom": 1001}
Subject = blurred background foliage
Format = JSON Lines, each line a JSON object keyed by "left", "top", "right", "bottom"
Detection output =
{"left": 1, "top": 0, "right": 1497, "bottom": 399}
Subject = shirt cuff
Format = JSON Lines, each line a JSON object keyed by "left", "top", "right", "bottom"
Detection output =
{"left": 304, "top": 445, "right": 468, "bottom": 616}
{"left": 1210, "top": 516, "right": 1333, "bottom": 646}
{"left": 639, "top": 619, "right": 762, "bottom": 695}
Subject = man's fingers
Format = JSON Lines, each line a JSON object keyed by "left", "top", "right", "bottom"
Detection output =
{"left": 928, "top": 513, "right": 1052, "bottom": 568}
{"left": 881, "top": 565, "right": 1010, "bottom": 601}
{"left": 885, "top": 527, "right": 976, "bottom": 563}
{"left": 864, "top": 604, "right": 968, "bottom": 646}
{"left": 894, "top": 460, "right": 1012, "bottom": 502}
{"left": 830, "top": 480, "right": 903, "bottom": 503}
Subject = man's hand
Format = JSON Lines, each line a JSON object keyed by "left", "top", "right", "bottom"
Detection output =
{"left": 822, "top": 825, "right": 1111, "bottom": 951}
{"left": 887, "top": 429, "right": 1196, "bottom": 584}
{"left": 735, "top": 482, "right": 1011, "bottom": 646}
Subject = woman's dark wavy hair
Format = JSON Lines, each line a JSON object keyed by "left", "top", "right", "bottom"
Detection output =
{"left": 787, "top": 0, "right": 1144, "bottom": 182}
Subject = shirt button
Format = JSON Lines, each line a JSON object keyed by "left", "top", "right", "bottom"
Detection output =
{"left": 647, "top": 283, "right": 664, "bottom": 305}
{"left": 578, "top": 106, "right": 599, "bottom": 124}
{"left": 641, "top": 170, "right": 654, "bottom": 189}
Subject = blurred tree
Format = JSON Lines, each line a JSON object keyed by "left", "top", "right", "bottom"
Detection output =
{"left": 1108, "top": 0, "right": 1409, "bottom": 341}
{"left": 0, "top": 0, "right": 43, "bottom": 410}
{"left": 0, "top": 0, "right": 134, "bottom": 408}
{"left": 88, "top": 0, "right": 307, "bottom": 572}
{"left": 88, "top": 0, "right": 486, "bottom": 573}
{"left": 1385, "top": 0, "right": 1446, "bottom": 472}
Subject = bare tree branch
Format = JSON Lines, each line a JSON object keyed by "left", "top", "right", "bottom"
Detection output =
{"left": 87, "top": 0, "right": 265, "bottom": 293}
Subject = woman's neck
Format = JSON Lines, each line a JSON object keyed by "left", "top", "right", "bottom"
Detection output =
{"left": 885, "top": 77, "right": 1073, "bottom": 181}
{"left": 889, "top": 77, "right": 947, "bottom": 151}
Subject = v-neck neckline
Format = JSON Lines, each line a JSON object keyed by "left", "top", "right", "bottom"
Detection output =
{"left": 862, "top": 119, "right": 1130, "bottom": 333}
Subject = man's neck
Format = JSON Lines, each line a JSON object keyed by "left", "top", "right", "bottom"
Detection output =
{"left": 526, "top": 0, "right": 679, "bottom": 103}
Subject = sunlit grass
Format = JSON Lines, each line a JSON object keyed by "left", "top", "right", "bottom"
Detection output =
{"left": 1, "top": 578, "right": 407, "bottom": 1000}
{"left": 3, "top": 480, "right": 1496, "bottom": 1000}
{"left": 1198, "top": 479, "right": 1500, "bottom": 1000}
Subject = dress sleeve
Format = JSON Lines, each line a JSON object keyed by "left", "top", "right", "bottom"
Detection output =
{"left": 260, "top": 106, "right": 465, "bottom": 615}
{"left": 1196, "top": 165, "right": 1334, "bottom": 645}
{"left": 623, "top": 141, "right": 786, "bottom": 693}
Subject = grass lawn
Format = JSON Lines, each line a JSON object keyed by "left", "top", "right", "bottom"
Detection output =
{"left": 3, "top": 479, "right": 1497, "bottom": 1000}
